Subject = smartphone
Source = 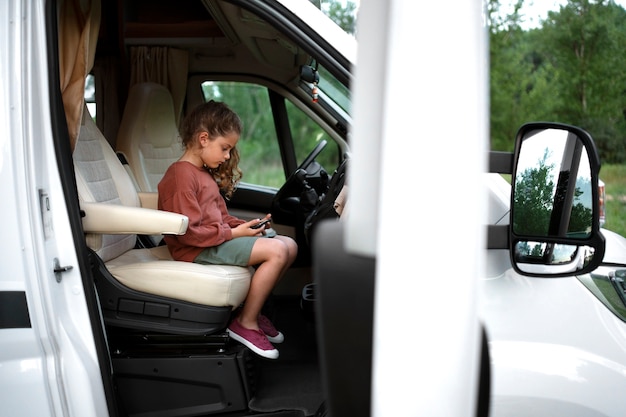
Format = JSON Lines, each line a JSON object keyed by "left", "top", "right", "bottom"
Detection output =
{"left": 251, "top": 218, "right": 271, "bottom": 229}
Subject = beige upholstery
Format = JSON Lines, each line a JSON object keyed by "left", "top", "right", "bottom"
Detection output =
{"left": 116, "top": 82, "right": 183, "bottom": 192}
{"left": 106, "top": 246, "right": 252, "bottom": 306}
{"left": 74, "top": 107, "right": 251, "bottom": 308}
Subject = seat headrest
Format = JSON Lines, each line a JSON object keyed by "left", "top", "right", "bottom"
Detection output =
{"left": 116, "top": 82, "right": 183, "bottom": 192}
{"left": 121, "top": 83, "right": 179, "bottom": 148}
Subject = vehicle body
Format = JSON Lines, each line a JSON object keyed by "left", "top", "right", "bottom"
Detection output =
{"left": 2, "top": 1, "right": 626, "bottom": 417}
{"left": 483, "top": 170, "right": 626, "bottom": 416}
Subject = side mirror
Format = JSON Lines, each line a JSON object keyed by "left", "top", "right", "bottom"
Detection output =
{"left": 510, "top": 123, "right": 605, "bottom": 277}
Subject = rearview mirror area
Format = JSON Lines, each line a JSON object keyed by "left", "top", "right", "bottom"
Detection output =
{"left": 513, "top": 242, "right": 595, "bottom": 274}
{"left": 510, "top": 123, "right": 606, "bottom": 277}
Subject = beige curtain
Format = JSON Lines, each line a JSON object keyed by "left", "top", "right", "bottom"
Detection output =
{"left": 129, "top": 46, "right": 189, "bottom": 125}
{"left": 58, "top": 0, "right": 101, "bottom": 150}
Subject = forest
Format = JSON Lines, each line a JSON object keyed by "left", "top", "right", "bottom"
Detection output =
{"left": 320, "top": 0, "right": 626, "bottom": 234}
{"left": 487, "top": 0, "right": 626, "bottom": 162}
{"left": 485, "top": 0, "right": 626, "bottom": 235}
{"left": 318, "top": 0, "right": 626, "bottom": 162}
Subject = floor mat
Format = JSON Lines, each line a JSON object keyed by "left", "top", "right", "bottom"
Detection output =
{"left": 248, "top": 361, "right": 323, "bottom": 415}
{"left": 247, "top": 295, "right": 324, "bottom": 416}
{"left": 253, "top": 411, "right": 305, "bottom": 417}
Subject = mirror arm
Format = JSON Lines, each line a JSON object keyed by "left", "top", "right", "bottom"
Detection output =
{"left": 489, "top": 151, "right": 514, "bottom": 174}
{"left": 487, "top": 225, "right": 509, "bottom": 249}
{"left": 486, "top": 151, "right": 513, "bottom": 250}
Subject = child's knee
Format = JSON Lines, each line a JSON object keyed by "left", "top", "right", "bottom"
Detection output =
{"left": 282, "top": 237, "right": 298, "bottom": 259}
{"left": 284, "top": 236, "right": 297, "bottom": 250}
{"left": 279, "top": 239, "right": 298, "bottom": 264}
{"left": 276, "top": 236, "right": 297, "bottom": 253}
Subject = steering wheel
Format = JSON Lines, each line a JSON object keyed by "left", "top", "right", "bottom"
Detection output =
{"left": 303, "top": 156, "right": 348, "bottom": 244}
{"left": 296, "top": 139, "right": 328, "bottom": 173}
{"left": 271, "top": 140, "right": 329, "bottom": 220}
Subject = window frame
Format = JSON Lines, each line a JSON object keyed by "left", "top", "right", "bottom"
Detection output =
{"left": 188, "top": 74, "right": 347, "bottom": 189}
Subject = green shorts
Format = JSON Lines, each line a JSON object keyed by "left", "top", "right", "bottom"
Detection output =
{"left": 193, "top": 236, "right": 259, "bottom": 267}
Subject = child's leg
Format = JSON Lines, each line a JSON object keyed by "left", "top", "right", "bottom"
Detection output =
{"left": 236, "top": 236, "right": 297, "bottom": 330}
{"left": 274, "top": 235, "right": 298, "bottom": 276}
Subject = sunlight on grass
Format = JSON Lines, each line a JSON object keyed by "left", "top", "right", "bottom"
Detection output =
{"left": 600, "top": 164, "right": 626, "bottom": 237}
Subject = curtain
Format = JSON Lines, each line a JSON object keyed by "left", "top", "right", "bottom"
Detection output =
{"left": 129, "top": 46, "right": 189, "bottom": 125}
{"left": 58, "top": 0, "right": 101, "bottom": 150}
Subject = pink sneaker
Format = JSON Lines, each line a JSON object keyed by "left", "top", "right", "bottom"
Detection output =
{"left": 258, "top": 314, "right": 284, "bottom": 344}
{"left": 227, "top": 319, "right": 279, "bottom": 359}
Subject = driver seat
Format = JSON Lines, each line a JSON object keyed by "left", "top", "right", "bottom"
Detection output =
{"left": 74, "top": 106, "right": 252, "bottom": 335}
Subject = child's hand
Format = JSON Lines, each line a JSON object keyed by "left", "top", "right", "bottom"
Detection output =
{"left": 251, "top": 215, "right": 271, "bottom": 230}
{"left": 233, "top": 215, "right": 271, "bottom": 237}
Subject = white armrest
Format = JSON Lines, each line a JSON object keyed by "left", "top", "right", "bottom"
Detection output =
{"left": 81, "top": 202, "right": 188, "bottom": 235}
{"left": 137, "top": 192, "right": 159, "bottom": 210}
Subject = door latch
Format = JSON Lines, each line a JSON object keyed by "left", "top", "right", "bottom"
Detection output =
{"left": 53, "top": 258, "right": 73, "bottom": 283}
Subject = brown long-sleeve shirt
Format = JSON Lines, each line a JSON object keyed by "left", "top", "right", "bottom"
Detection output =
{"left": 157, "top": 161, "right": 244, "bottom": 262}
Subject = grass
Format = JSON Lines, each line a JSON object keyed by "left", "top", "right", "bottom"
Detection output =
{"left": 600, "top": 164, "right": 626, "bottom": 237}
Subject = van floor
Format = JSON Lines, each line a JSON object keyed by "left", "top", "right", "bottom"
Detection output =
{"left": 246, "top": 294, "right": 323, "bottom": 416}
{"left": 106, "top": 294, "right": 323, "bottom": 417}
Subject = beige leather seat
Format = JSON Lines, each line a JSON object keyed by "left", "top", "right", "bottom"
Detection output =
{"left": 75, "top": 107, "right": 251, "bottom": 334}
{"left": 116, "top": 82, "right": 183, "bottom": 192}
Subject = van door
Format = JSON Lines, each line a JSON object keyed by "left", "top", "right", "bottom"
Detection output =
{"left": 0, "top": 1, "right": 110, "bottom": 416}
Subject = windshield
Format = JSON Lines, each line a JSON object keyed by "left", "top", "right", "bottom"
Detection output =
{"left": 304, "top": 1, "right": 357, "bottom": 116}
{"left": 302, "top": 62, "right": 352, "bottom": 119}
{"left": 318, "top": 64, "right": 350, "bottom": 114}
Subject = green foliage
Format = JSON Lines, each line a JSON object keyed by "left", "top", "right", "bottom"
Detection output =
{"left": 513, "top": 149, "right": 593, "bottom": 237}
{"left": 513, "top": 150, "right": 556, "bottom": 235}
{"left": 202, "top": 82, "right": 281, "bottom": 183}
{"left": 490, "top": 0, "right": 626, "bottom": 163}
{"left": 201, "top": 80, "right": 339, "bottom": 189}
{"left": 570, "top": 201, "right": 593, "bottom": 234}
{"left": 309, "top": 0, "right": 357, "bottom": 34}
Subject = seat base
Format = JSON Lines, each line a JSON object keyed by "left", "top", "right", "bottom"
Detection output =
{"left": 107, "top": 326, "right": 232, "bottom": 355}
{"left": 112, "top": 343, "right": 254, "bottom": 417}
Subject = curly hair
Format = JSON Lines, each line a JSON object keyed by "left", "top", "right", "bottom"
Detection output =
{"left": 180, "top": 100, "right": 243, "bottom": 199}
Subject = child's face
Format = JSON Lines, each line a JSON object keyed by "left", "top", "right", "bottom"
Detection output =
{"left": 199, "top": 131, "right": 239, "bottom": 169}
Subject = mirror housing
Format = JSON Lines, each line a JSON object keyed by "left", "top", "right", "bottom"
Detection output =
{"left": 510, "top": 122, "right": 605, "bottom": 277}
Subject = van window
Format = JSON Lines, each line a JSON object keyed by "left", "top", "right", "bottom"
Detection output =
{"left": 201, "top": 81, "right": 283, "bottom": 187}
{"left": 200, "top": 80, "right": 340, "bottom": 188}
{"left": 84, "top": 74, "right": 96, "bottom": 120}
{"left": 286, "top": 99, "right": 339, "bottom": 172}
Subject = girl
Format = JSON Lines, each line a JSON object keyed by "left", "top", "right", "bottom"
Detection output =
{"left": 158, "top": 100, "right": 298, "bottom": 359}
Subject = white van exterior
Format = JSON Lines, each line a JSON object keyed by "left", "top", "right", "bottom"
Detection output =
{"left": 0, "top": 6, "right": 107, "bottom": 417}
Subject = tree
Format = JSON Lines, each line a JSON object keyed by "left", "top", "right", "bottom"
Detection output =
{"left": 489, "top": 0, "right": 626, "bottom": 163}
{"left": 513, "top": 148, "right": 556, "bottom": 235}
{"left": 513, "top": 146, "right": 593, "bottom": 236}
{"left": 488, "top": 1, "right": 560, "bottom": 151}
{"left": 309, "top": 0, "right": 357, "bottom": 35}
{"left": 540, "top": 0, "right": 626, "bottom": 162}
